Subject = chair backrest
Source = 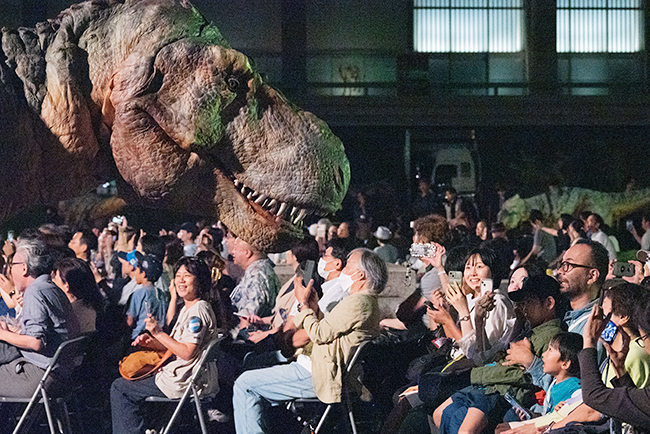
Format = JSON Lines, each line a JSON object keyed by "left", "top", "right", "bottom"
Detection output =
{"left": 345, "top": 341, "right": 369, "bottom": 375}
{"left": 45, "top": 335, "right": 88, "bottom": 375}
{"left": 187, "top": 336, "right": 223, "bottom": 385}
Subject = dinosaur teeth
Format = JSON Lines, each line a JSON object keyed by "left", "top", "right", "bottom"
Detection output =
{"left": 294, "top": 209, "right": 307, "bottom": 225}
{"left": 277, "top": 202, "right": 287, "bottom": 217}
{"left": 255, "top": 194, "right": 267, "bottom": 204}
{"left": 247, "top": 191, "right": 254, "bottom": 200}
{"left": 290, "top": 206, "right": 298, "bottom": 218}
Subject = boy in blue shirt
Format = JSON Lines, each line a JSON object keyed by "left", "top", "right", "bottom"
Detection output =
{"left": 126, "top": 253, "right": 167, "bottom": 340}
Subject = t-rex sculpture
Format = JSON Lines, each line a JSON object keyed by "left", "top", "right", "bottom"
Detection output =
{"left": 0, "top": 0, "right": 350, "bottom": 252}
{"left": 498, "top": 187, "right": 650, "bottom": 229}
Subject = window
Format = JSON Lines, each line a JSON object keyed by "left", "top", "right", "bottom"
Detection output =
{"left": 557, "top": 0, "right": 643, "bottom": 53}
{"left": 414, "top": 0, "right": 524, "bottom": 53}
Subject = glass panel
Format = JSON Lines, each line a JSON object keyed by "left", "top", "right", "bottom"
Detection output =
{"left": 489, "top": 55, "right": 525, "bottom": 82}
{"left": 570, "top": 57, "right": 607, "bottom": 82}
{"left": 450, "top": 57, "right": 487, "bottom": 82}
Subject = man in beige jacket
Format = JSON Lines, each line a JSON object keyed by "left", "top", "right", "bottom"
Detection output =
{"left": 233, "top": 248, "right": 387, "bottom": 433}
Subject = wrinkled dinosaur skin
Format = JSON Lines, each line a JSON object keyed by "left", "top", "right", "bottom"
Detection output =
{"left": 0, "top": 0, "right": 349, "bottom": 252}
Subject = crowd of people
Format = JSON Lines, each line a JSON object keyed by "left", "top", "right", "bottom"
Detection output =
{"left": 0, "top": 190, "right": 649, "bottom": 434}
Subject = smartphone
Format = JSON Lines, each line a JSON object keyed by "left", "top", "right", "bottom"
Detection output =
{"left": 448, "top": 271, "right": 463, "bottom": 286}
{"left": 626, "top": 220, "right": 634, "bottom": 232}
{"left": 112, "top": 216, "right": 124, "bottom": 224}
{"left": 316, "top": 224, "right": 327, "bottom": 239}
{"left": 504, "top": 392, "right": 532, "bottom": 420}
{"left": 480, "top": 278, "right": 493, "bottom": 294}
{"left": 600, "top": 321, "right": 618, "bottom": 344}
{"left": 302, "top": 260, "right": 315, "bottom": 286}
{"left": 612, "top": 261, "right": 635, "bottom": 278}
{"left": 409, "top": 243, "right": 437, "bottom": 258}
{"left": 424, "top": 300, "right": 438, "bottom": 311}
{"left": 6, "top": 230, "right": 14, "bottom": 243}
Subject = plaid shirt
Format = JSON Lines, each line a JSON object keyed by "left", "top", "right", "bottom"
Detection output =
{"left": 230, "top": 258, "right": 280, "bottom": 317}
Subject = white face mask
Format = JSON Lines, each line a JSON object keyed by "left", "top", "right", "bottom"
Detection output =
{"left": 317, "top": 257, "right": 331, "bottom": 280}
{"left": 337, "top": 270, "right": 360, "bottom": 293}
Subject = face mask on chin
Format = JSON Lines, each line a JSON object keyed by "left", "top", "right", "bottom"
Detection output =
{"left": 317, "top": 257, "right": 331, "bottom": 280}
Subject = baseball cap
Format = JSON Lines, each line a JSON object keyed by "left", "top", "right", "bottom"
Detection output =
{"left": 508, "top": 274, "right": 561, "bottom": 303}
{"left": 127, "top": 250, "right": 144, "bottom": 268}
{"left": 139, "top": 254, "right": 163, "bottom": 283}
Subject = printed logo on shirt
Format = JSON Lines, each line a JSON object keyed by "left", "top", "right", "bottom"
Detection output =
{"left": 188, "top": 316, "right": 202, "bottom": 334}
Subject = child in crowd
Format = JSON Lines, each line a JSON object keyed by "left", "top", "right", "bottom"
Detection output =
{"left": 433, "top": 274, "right": 567, "bottom": 434}
{"left": 497, "top": 332, "right": 583, "bottom": 433}
{"left": 126, "top": 253, "right": 168, "bottom": 340}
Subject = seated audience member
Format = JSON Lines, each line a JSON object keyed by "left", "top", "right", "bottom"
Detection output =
{"left": 577, "top": 295, "right": 650, "bottom": 433}
{"left": 373, "top": 226, "right": 399, "bottom": 263}
{"left": 116, "top": 250, "right": 141, "bottom": 306}
{"left": 433, "top": 274, "right": 566, "bottom": 434}
{"left": 381, "top": 214, "right": 449, "bottom": 331}
{"left": 195, "top": 250, "right": 236, "bottom": 330}
{"left": 316, "top": 238, "right": 352, "bottom": 315}
{"left": 232, "top": 248, "right": 387, "bottom": 434}
{"left": 111, "top": 257, "right": 218, "bottom": 434}
{"left": 52, "top": 258, "right": 104, "bottom": 334}
{"left": 229, "top": 237, "right": 280, "bottom": 335}
{"left": 505, "top": 240, "right": 608, "bottom": 394}
{"left": 533, "top": 280, "right": 650, "bottom": 431}
{"left": 507, "top": 260, "right": 547, "bottom": 293}
{"left": 126, "top": 253, "right": 167, "bottom": 341}
{"left": 0, "top": 238, "right": 80, "bottom": 397}
{"left": 497, "top": 332, "right": 583, "bottom": 433}
{"left": 426, "top": 246, "right": 514, "bottom": 365}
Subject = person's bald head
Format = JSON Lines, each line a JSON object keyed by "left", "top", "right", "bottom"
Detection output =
{"left": 232, "top": 237, "right": 265, "bottom": 269}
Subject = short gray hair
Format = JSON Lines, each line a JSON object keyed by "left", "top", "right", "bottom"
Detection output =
{"left": 351, "top": 248, "right": 388, "bottom": 295}
{"left": 15, "top": 238, "right": 53, "bottom": 278}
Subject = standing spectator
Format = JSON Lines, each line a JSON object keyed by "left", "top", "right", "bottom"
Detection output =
{"left": 230, "top": 238, "right": 280, "bottom": 333}
{"left": 177, "top": 222, "right": 198, "bottom": 257}
{"left": 475, "top": 220, "right": 489, "bottom": 242}
{"left": 68, "top": 229, "right": 98, "bottom": 263}
{"left": 373, "top": 226, "right": 399, "bottom": 263}
{"left": 520, "top": 209, "right": 556, "bottom": 266}
{"left": 629, "top": 212, "right": 650, "bottom": 251}
{"left": 444, "top": 187, "right": 477, "bottom": 228}
{"left": 586, "top": 213, "right": 617, "bottom": 261}
{"left": 413, "top": 179, "right": 441, "bottom": 219}
{"left": 483, "top": 222, "right": 515, "bottom": 278}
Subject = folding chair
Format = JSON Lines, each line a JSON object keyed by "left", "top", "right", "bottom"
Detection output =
{"left": 145, "top": 336, "right": 223, "bottom": 434}
{"left": 288, "top": 340, "right": 370, "bottom": 434}
{"left": 0, "top": 335, "right": 88, "bottom": 434}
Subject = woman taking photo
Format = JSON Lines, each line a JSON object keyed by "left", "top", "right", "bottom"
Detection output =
{"left": 110, "top": 257, "right": 219, "bottom": 434}
{"left": 426, "top": 246, "right": 515, "bottom": 365}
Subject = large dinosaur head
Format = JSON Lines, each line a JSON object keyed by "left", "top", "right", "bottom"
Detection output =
{"left": 36, "top": 0, "right": 349, "bottom": 252}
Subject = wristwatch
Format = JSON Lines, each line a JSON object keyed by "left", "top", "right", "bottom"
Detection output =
{"left": 296, "top": 303, "right": 304, "bottom": 312}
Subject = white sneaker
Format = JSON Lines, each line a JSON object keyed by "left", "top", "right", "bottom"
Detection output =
{"left": 207, "top": 409, "right": 231, "bottom": 423}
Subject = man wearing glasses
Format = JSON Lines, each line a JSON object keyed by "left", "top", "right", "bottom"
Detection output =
{"left": 0, "top": 238, "right": 79, "bottom": 397}
{"left": 505, "top": 240, "right": 609, "bottom": 387}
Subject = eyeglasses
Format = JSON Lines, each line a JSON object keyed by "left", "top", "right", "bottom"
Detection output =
{"left": 558, "top": 261, "right": 594, "bottom": 273}
{"left": 10, "top": 262, "right": 25, "bottom": 268}
{"left": 636, "top": 332, "right": 650, "bottom": 348}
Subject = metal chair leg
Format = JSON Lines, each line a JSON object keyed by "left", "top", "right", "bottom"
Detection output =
{"left": 313, "top": 404, "right": 332, "bottom": 434}
{"left": 192, "top": 386, "right": 208, "bottom": 434}
{"left": 40, "top": 388, "right": 56, "bottom": 434}
{"left": 345, "top": 393, "right": 358, "bottom": 434}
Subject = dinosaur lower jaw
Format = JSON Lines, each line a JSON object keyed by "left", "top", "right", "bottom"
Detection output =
{"left": 213, "top": 169, "right": 311, "bottom": 252}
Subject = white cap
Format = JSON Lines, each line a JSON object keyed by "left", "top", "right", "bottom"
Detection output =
{"left": 374, "top": 226, "right": 392, "bottom": 240}
{"left": 308, "top": 224, "right": 318, "bottom": 237}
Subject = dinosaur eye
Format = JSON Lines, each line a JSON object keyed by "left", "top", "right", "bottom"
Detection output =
{"left": 227, "top": 77, "right": 240, "bottom": 92}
